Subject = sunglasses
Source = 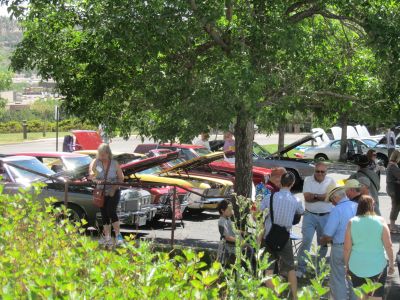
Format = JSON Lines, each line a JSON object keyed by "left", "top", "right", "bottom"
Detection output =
{"left": 315, "top": 170, "right": 326, "bottom": 174}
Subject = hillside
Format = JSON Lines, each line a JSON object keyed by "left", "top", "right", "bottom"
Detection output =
{"left": 0, "top": 16, "right": 22, "bottom": 72}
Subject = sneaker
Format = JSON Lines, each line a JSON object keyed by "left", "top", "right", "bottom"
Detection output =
{"left": 296, "top": 270, "right": 306, "bottom": 279}
{"left": 116, "top": 234, "right": 124, "bottom": 246}
{"left": 99, "top": 237, "right": 112, "bottom": 246}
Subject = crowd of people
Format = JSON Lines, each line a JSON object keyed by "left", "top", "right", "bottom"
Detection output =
{"left": 217, "top": 151, "right": 400, "bottom": 300}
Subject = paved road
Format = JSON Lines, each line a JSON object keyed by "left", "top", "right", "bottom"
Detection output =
{"left": 0, "top": 133, "right": 307, "bottom": 154}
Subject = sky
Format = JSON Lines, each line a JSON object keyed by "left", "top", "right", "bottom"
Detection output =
{"left": 0, "top": 5, "right": 9, "bottom": 16}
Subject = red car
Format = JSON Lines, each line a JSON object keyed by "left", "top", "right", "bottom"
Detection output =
{"left": 134, "top": 143, "right": 271, "bottom": 184}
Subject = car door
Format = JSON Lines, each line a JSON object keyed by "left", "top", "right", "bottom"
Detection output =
{"left": 329, "top": 141, "right": 341, "bottom": 161}
{"left": 0, "top": 165, "right": 21, "bottom": 195}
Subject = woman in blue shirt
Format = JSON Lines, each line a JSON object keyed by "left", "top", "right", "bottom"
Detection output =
{"left": 344, "top": 195, "right": 395, "bottom": 299}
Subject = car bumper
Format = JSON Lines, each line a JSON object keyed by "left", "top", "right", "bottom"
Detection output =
{"left": 97, "top": 211, "right": 148, "bottom": 227}
{"left": 187, "top": 193, "right": 226, "bottom": 209}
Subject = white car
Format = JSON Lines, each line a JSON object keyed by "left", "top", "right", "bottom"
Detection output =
{"left": 302, "top": 139, "right": 369, "bottom": 161}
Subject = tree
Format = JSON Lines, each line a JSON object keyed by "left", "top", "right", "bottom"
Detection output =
{"left": 3, "top": 0, "right": 400, "bottom": 200}
{"left": 31, "top": 98, "right": 57, "bottom": 136}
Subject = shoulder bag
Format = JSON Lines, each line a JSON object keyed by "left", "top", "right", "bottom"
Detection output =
{"left": 93, "top": 160, "right": 111, "bottom": 208}
{"left": 264, "top": 193, "right": 290, "bottom": 251}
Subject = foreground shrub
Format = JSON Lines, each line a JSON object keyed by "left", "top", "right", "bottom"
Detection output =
{"left": 0, "top": 186, "right": 222, "bottom": 299}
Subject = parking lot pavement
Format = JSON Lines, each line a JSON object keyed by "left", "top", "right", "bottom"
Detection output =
{"left": 0, "top": 133, "right": 307, "bottom": 154}
{"left": 128, "top": 171, "right": 400, "bottom": 299}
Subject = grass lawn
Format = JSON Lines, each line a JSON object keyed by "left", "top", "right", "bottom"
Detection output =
{"left": 0, "top": 132, "right": 70, "bottom": 144}
{"left": 262, "top": 144, "right": 309, "bottom": 158}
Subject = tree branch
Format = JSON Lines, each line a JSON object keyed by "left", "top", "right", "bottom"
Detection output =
{"left": 286, "top": 0, "right": 317, "bottom": 16}
{"left": 189, "top": 0, "right": 231, "bottom": 54}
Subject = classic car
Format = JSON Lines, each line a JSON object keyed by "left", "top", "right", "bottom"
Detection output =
{"left": 134, "top": 143, "right": 271, "bottom": 185}
{"left": 149, "top": 134, "right": 317, "bottom": 187}
{"left": 301, "top": 138, "right": 369, "bottom": 162}
{"left": 0, "top": 155, "right": 152, "bottom": 227}
{"left": 120, "top": 154, "right": 190, "bottom": 218}
{"left": 158, "top": 153, "right": 235, "bottom": 211}
{"left": 74, "top": 150, "right": 145, "bottom": 164}
{"left": 122, "top": 153, "right": 233, "bottom": 212}
{"left": 10, "top": 152, "right": 92, "bottom": 173}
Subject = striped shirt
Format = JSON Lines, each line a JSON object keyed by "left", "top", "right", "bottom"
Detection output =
{"left": 261, "top": 189, "right": 304, "bottom": 236}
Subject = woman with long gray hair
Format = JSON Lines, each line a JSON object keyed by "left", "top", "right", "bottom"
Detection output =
{"left": 89, "top": 143, "right": 124, "bottom": 246}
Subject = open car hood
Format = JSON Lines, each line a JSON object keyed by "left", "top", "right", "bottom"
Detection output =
{"left": 121, "top": 152, "right": 179, "bottom": 175}
{"left": 72, "top": 130, "right": 103, "bottom": 150}
{"left": 270, "top": 132, "right": 323, "bottom": 157}
{"left": 160, "top": 152, "right": 224, "bottom": 174}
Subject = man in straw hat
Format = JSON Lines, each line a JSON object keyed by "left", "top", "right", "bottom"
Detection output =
{"left": 321, "top": 184, "right": 358, "bottom": 300}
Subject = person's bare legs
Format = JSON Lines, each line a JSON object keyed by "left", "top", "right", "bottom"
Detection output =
{"left": 265, "top": 270, "right": 275, "bottom": 289}
{"left": 112, "top": 221, "right": 120, "bottom": 236}
{"left": 287, "top": 270, "right": 298, "bottom": 300}
{"left": 103, "top": 224, "right": 111, "bottom": 239}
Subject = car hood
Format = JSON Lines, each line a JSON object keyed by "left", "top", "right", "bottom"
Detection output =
{"left": 210, "top": 160, "right": 271, "bottom": 175}
{"left": 270, "top": 132, "right": 323, "bottom": 157}
{"left": 131, "top": 174, "right": 211, "bottom": 189}
{"left": 72, "top": 130, "right": 103, "bottom": 150}
{"left": 161, "top": 152, "right": 225, "bottom": 173}
{"left": 121, "top": 152, "right": 179, "bottom": 175}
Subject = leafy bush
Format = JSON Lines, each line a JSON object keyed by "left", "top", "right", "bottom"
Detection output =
{"left": 0, "top": 186, "right": 379, "bottom": 299}
{"left": 0, "top": 118, "right": 96, "bottom": 133}
{"left": 0, "top": 120, "right": 22, "bottom": 133}
{"left": 0, "top": 185, "right": 223, "bottom": 299}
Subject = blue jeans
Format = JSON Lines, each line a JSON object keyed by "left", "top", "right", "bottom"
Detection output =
{"left": 297, "top": 211, "right": 329, "bottom": 273}
{"left": 330, "top": 244, "right": 356, "bottom": 300}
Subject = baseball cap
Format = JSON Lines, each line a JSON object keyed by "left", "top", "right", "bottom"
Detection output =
{"left": 358, "top": 177, "right": 371, "bottom": 188}
{"left": 344, "top": 179, "right": 361, "bottom": 189}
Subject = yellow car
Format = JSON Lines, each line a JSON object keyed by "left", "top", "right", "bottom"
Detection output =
{"left": 123, "top": 153, "right": 233, "bottom": 211}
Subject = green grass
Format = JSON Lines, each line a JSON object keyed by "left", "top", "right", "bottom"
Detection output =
{"left": 262, "top": 144, "right": 308, "bottom": 158}
{"left": 0, "top": 132, "right": 69, "bottom": 144}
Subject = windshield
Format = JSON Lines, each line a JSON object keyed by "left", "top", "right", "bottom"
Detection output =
{"left": 63, "top": 156, "right": 93, "bottom": 171}
{"left": 193, "top": 148, "right": 212, "bottom": 157}
{"left": 253, "top": 142, "right": 271, "bottom": 157}
{"left": 167, "top": 158, "right": 186, "bottom": 167}
{"left": 362, "top": 139, "right": 378, "bottom": 148}
{"left": 8, "top": 158, "right": 55, "bottom": 183}
{"left": 138, "top": 166, "right": 163, "bottom": 174}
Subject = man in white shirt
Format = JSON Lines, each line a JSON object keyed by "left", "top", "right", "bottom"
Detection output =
{"left": 296, "top": 162, "right": 335, "bottom": 278}
{"left": 193, "top": 133, "right": 210, "bottom": 150}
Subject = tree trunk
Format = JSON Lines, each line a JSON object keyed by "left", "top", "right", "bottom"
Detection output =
{"left": 278, "top": 123, "right": 285, "bottom": 153}
{"left": 339, "top": 115, "right": 348, "bottom": 162}
{"left": 234, "top": 112, "right": 254, "bottom": 197}
{"left": 232, "top": 110, "right": 254, "bottom": 224}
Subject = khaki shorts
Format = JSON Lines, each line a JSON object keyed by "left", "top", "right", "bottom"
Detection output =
{"left": 265, "top": 240, "right": 295, "bottom": 274}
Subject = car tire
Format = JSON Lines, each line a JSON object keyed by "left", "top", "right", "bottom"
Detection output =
{"left": 315, "top": 154, "right": 328, "bottom": 161}
{"left": 286, "top": 168, "right": 302, "bottom": 189}
{"left": 186, "top": 208, "right": 204, "bottom": 215}
{"left": 376, "top": 153, "right": 388, "bottom": 167}
{"left": 55, "top": 203, "right": 87, "bottom": 226}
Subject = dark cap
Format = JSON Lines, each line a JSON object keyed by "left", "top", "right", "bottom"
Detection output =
{"left": 354, "top": 155, "right": 369, "bottom": 168}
